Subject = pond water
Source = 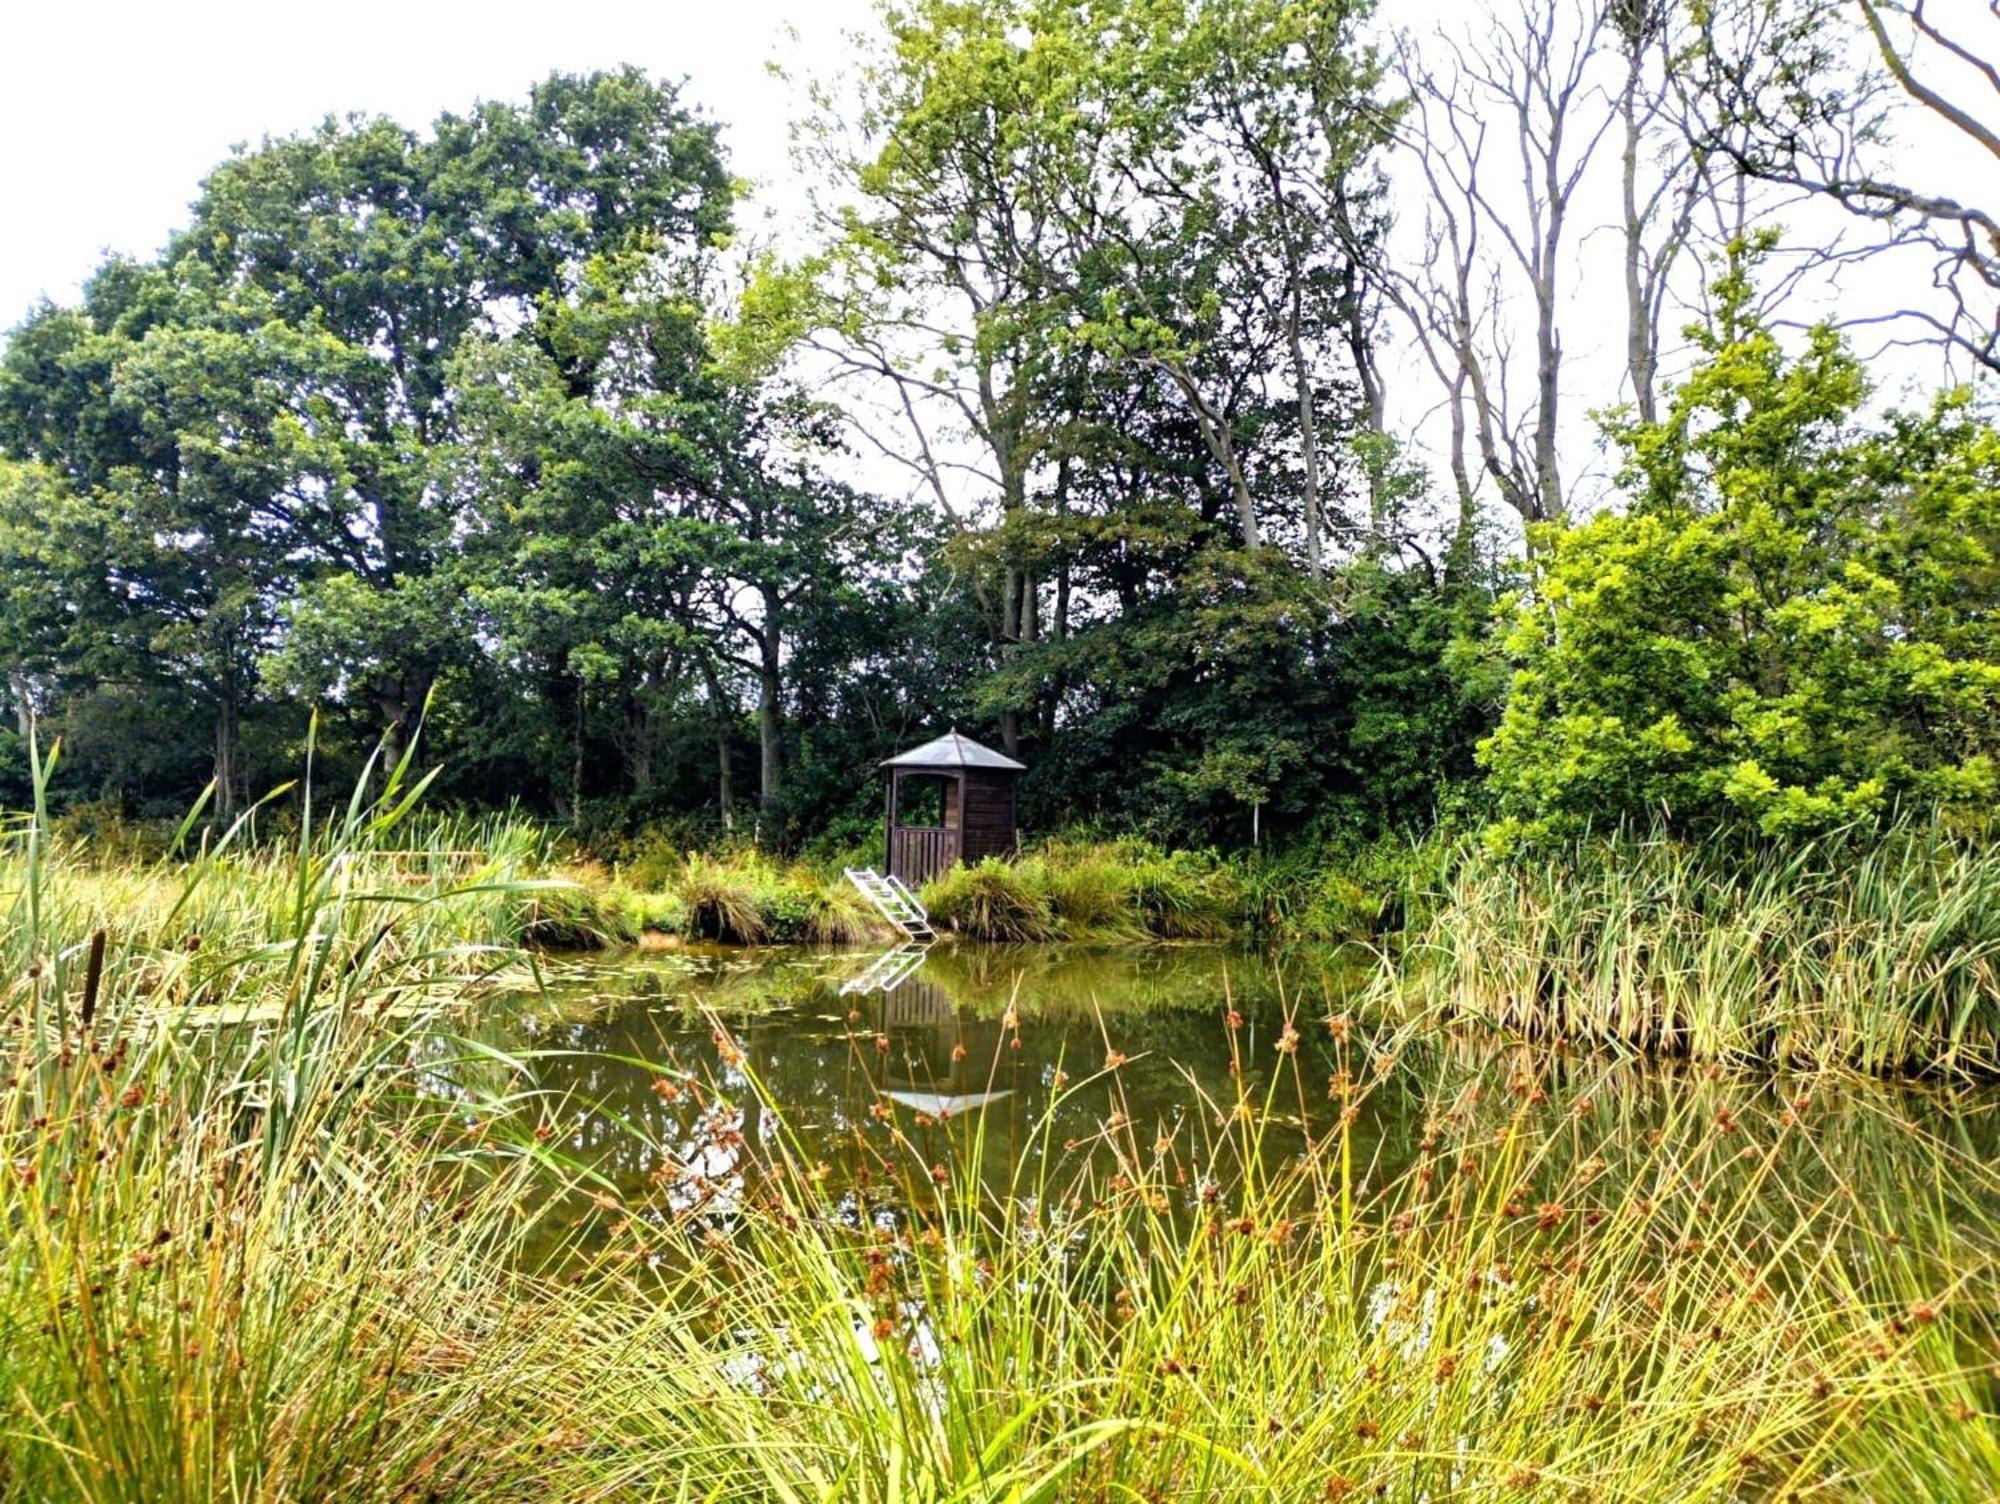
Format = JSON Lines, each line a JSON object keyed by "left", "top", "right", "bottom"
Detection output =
{"left": 475, "top": 942, "right": 2000, "bottom": 1249}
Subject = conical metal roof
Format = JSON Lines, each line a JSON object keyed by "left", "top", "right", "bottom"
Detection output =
{"left": 881, "top": 728, "right": 1025, "bottom": 771}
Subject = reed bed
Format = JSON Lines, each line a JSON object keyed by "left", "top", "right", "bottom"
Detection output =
{"left": 1384, "top": 823, "right": 2000, "bottom": 1077}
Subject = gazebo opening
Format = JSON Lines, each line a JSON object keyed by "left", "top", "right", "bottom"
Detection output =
{"left": 880, "top": 729, "right": 1026, "bottom": 886}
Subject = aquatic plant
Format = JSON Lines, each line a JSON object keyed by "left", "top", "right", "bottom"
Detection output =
{"left": 1386, "top": 820, "right": 2000, "bottom": 1076}
{"left": 521, "top": 1013, "right": 2000, "bottom": 1501}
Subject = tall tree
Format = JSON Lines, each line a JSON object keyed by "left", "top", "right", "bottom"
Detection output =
{"left": 1691, "top": 0, "right": 2000, "bottom": 376}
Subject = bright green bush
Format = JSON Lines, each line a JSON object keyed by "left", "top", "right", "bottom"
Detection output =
{"left": 1483, "top": 246, "right": 1999, "bottom": 844}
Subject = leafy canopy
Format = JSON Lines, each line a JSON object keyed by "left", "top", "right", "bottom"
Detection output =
{"left": 1483, "top": 244, "right": 2000, "bottom": 842}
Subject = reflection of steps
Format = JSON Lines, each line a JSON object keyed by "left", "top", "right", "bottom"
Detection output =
{"left": 840, "top": 944, "right": 932, "bottom": 997}
{"left": 844, "top": 867, "right": 936, "bottom": 941}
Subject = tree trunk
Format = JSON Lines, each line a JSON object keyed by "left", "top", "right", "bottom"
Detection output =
{"left": 212, "top": 694, "right": 239, "bottom": 818}
{"left": 1445, "top": 367, "right": 1480, "bottom": 583}
{"left": 630, "top": 729, "right": 653, "bottom": 798}
{"left": 1620, "top": 56, "right": 1659, "bottom": 426}
{"left": 7, "top": 672, "right": 31, "bottom": 743}
{"left": 717, "top": 732, "right": 734, "bottom": 832}
{"left": 569, "top": 680, "right": 586, "bottom": 826}
{"left": 757, "top": 592, "right": 783, "bottom": 827}
{"left": 1288, "top": 293, "right": 1326, "bottom": 575}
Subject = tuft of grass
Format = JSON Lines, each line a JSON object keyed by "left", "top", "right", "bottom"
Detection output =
{"left": 923, "top": 857, "right": 1059, "bottom": 941}
{"left": 932, "top": 838, "right": 1242, "bottom": 943}
{"left": 1118, "top": 843, "right": 1238, "bottom": 939}
{"left": 675, "top": 852, "right": 775, "bottom": 944}
{"left": 0, "top": 736, "right": 621, "bottom": 1499}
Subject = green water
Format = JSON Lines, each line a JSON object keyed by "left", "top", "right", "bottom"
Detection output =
{"left": 480, "top": 943, "right": 2000, "bottom": 1245}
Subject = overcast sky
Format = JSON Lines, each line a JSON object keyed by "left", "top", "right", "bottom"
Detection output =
{"left": 0, "top": 0, "right": 870, "bottom": 322}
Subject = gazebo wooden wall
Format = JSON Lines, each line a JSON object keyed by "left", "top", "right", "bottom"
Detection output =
{"left": 880, "top": 731, "right": 1024, "bottom": 886}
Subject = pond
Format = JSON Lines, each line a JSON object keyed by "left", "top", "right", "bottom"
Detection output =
{"left": 474, "top": 942, "right": 2000, "bottom": 1252}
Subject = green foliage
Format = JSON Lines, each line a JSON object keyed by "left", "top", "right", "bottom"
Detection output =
{"left": 1484, "top": 248, "right": 2000, "bottom": 842}
{"left": 923, "top": 857, "right": 1060, "bottom": 943}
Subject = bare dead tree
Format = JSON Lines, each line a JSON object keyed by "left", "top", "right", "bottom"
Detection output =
{"left": 1691, "top": 0, "right": 2000, "bottom": 376}
{"left": 1610, "top": 0, "right": 1712, "bottom": 425}
{"left": 1375, "top": 0, "right": 1732, "bottom": 532}
{"left": 1382, "top": 1, "right": 1622, "bottom": 527}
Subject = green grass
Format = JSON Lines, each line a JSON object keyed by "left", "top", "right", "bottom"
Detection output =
{"left": 0, "top": 749, "right": 1995, "bottom": 1499}
{"left": 923, "top": 839, "right": 1239, "bottom": 943}
{"left": 667, "top": 850, "right": 878, "bottom": 945}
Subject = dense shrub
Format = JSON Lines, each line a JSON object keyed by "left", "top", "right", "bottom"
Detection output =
{"left": 1484, "top": 249, "right": 1999, "bottom": 844}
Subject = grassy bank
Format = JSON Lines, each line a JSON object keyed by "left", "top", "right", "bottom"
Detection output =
{"left": 29, "top": 797, "right": 2000, "bottom": 1079}
{"left": 2, "top": 764, "right": 1997, "bottom": 1498}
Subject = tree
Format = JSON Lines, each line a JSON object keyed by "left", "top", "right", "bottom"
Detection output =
{"left": 764, "top": 0, "right": 1122, "bottom": 757}
{"left": 0, "top": 70, "right": 750, "bottom": 819}
{"left": 1381, "top": 0, "right": 1723, "bottom": 532}
{"left": 1482, "top": 246, "right": 2000, "bottom": 841}
{"left": 189, "top": 70, "right": 735, "bottom": 767}
{"left": 1691, "top": 0, "right": 2000, "bottom": 376}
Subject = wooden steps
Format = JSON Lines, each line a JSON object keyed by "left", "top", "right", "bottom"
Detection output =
{"left": 844, "top": 867, "right": 936, "bottom": 942}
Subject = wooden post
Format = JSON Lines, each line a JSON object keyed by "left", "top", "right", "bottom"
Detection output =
{"left": 884, "top": 769, "right": 896, "bottom": 875}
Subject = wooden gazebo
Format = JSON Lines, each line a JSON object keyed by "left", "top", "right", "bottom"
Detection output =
{"left": 881, "top": 730, "right": 1025, "bottom": 885}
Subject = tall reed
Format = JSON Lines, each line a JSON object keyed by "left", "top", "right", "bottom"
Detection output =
{"left": 0, "top": 742, "right": 611, "bottom": 1499}
{"left": 1383, "top": 822, "right": 2000, "bottom": 1076}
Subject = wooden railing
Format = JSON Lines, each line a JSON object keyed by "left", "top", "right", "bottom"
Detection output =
{"left": 889, "top": 826, "right": 960, "bottom": 885}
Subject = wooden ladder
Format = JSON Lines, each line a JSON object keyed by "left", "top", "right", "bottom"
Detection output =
{"left": 844, "top": 867, "right": 936, "bottom": 942}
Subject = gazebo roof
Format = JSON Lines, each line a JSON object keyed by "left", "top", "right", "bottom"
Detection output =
{"left": 881, "top": 728, "right": 1025, "bottom": 772}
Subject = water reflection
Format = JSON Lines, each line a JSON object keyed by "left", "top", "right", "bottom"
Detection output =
{"left": 465, "top": 943, "right": 2000, "bottom": 1261}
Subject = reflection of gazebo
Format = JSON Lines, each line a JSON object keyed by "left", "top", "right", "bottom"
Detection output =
{"left": 881, "top": 730, "right": 1025, "bottom": 885}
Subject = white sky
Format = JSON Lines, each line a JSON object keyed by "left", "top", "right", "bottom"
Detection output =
{"left": 0, "top": 0, "right": 871, "bottom": 320}
{"left": 2, "top": 0, "right": 1988, "bottom": 531}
